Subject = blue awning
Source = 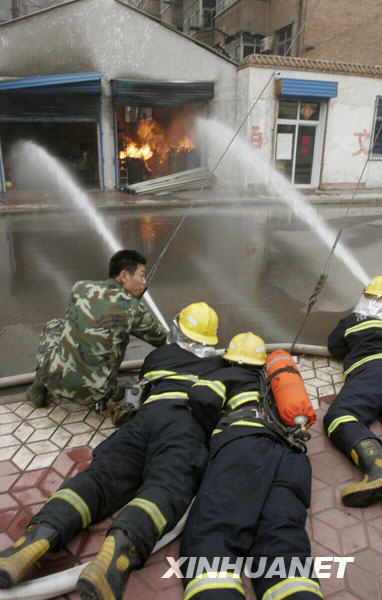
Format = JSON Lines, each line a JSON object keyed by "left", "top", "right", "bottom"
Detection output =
{"left": 0, "top": 72, "right": 102, "bottom": 94}
{"left": 0, "top": 72, "right": 102, "bottom": 122}
{"left": 275, "top": 78, "right": 338, "bottom": 100}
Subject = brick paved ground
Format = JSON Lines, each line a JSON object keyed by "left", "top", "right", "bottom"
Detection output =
{"left": 0, "top": 355, "right": 381, "bottom": 599}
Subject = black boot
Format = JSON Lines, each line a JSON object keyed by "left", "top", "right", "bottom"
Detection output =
{"left": 26, "top": 372, "right": 48, "bottom": 408}
{"left": 77, "top": 528, "right": 142, "bottom": 600}
{"left": 0, "top": 522, "right": 60, "bottom": 588}
{"left": 342, "top": 438, "right": 382, "bottom": 507}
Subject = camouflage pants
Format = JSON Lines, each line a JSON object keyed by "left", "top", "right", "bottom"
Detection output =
{"left": 36, "top": 318, "right": 64, "bottom": 370}
{"left": 36, "top": 319, "right": 120, "bottom": 406}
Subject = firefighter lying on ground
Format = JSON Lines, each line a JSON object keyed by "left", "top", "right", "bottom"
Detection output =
{"left": 324, "top": 275, "right": 382, "bottom": 508}
{"left": 180, "top": 332, "right": 323, "bottom": 600}
{"left": 26, "top": 249, "right": 167, "bottom": 409}
{"left": 0, "top": 302, "right": 228, "bottom": 600}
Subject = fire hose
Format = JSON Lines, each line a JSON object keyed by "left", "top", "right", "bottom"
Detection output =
{"left": 0, "top": 344, "right": 330, "bottom": 391}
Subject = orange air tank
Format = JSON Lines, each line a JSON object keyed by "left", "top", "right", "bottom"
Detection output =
{"left": 265, "top": 349, "right": 316, "bottom": 428}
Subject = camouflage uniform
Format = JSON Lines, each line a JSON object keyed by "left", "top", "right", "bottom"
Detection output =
{"left": 36, "top": 279, "right": 167, "bottom": 405}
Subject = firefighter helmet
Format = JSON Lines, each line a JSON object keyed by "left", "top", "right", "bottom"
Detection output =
{"left": 364, "top": 276, "right": 382, "bottom": 297}
{"left": 224, "top": 332, "right": 267, "bottom": 366}
{"left": 178, "top": 302, "right": 218, "bottom": 345}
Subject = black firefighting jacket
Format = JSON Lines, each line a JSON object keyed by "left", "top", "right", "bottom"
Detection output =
{"left": 328, "top": 312, "right": 382, "bottom": 379}
{"left": 189, "top": 364, "right": 281, "bottom": 444}
{"left": 139, "top": 343, "right": 227, "bottom": 428}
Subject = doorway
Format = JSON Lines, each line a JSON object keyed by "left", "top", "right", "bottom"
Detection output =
{"left": 274, "top": 100, "right": 326, "bottom": 187}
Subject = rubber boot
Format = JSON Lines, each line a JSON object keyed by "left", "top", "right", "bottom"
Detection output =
{"left": 76, "top": 528, "right": 142, "bottom": 600}
{"left": 26, "top": 372, "right": 48, "bottom": 408}
{"left": 341, "top": 438, "right": 382, "bottom": 507}
{"left": 0, "top": 522, "right": 60, "bottom": 589}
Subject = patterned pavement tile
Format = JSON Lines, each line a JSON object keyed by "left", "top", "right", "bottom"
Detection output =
{"left": 0, "top": 358, "right": 381, "bottom": 600}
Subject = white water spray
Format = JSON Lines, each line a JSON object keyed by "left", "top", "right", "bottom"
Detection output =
{"left": 12, "top": 141, "right": 169, "bottom": 330}
{"left": 199, "top": 118, "right": 370, "bottom": 286}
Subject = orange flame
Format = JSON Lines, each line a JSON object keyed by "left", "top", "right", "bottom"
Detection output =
{"left": 119, "top": 143, "right": 153, "bottom": 162}
{"left": 119, "top": 116, "right": 197, "bottom": 176}
{"left": 176, "top": 135, "right": 195, "bottom": 153}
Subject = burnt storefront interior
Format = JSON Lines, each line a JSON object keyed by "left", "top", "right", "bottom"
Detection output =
{"left": 0, "top": 122, "right": 99, "bottom": 189}
{"left": 112, "top": 79, "right": 214, "bottom": 190}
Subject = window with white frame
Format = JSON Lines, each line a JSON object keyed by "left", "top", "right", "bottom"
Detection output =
{"left": 215, "top": 0, "right": 237, "bottom": 15}
{"left": 183, "top": 0, "right": 215, "bottom": 33}
{"left": 370, "top": 96, "right": 382, "bottom": 158}
{"left": 276, "top": 24, "right": 293, "bottom": 56}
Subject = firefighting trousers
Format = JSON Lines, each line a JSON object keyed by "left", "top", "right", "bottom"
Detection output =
{"left": 180, "top": 435, "right": 322, "bottom": 600}
{"left": 31, "top": 402, "right": 208, "bottom": 561}
{"left": 323, "top": 365, "right": 382, "bottom": 456}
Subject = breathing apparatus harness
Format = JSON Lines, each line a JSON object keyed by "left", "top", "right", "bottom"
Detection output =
{"left": 219, "top": 367, "right": 310, "bottom": 454}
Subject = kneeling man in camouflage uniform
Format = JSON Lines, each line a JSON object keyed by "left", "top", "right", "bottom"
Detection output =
{"left": 27, "top": 249, "right": 167, "bottom": 408}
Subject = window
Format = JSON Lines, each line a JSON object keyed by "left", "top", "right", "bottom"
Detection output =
{"left": 370, "top": 97, "right": 382, "bottom": 158}
{"left": 225, "top": 32, "right": 264, "bottom": 62}
{"left": 183, "top": 0, "right": 215, "bottom": 33}
{"left": 276, "top": 24, "right": 293, "bottom": 56}
{"left": 215, "top": 0, "right": 237, "bottom": 15}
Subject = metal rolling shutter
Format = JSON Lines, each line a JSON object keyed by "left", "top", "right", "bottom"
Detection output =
{"left": 112, "top": 79, "right": 214, "bottom": 107}
{"left": 0, "top": 72, "right": 102, "bottom": 122}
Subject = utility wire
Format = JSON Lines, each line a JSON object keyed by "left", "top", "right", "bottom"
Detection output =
{"left": 290, "top": 120, "right": 381, "bottom": 353}
{"left": 147, "top": 0, "right": 323, "bottom": 283}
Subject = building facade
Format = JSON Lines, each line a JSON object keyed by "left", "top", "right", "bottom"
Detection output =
{"left": 0, "top": 0, "right": 237, "bottom": 192}
{"left": 0, "top": 0, "right": 381, "bottom": 193}
{"left": 132, "top": 0, "right": 382, "bottom": 68}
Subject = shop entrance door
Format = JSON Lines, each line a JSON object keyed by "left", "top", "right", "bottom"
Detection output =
{"left": 274, "top": 100, "right": 326, "bottom": 187}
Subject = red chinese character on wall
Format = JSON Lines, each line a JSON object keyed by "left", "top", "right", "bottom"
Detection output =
{"left": 250, "top": 126, "right": 263, "bottom": 149}
{"left": 353, "top": 128, "right": 370, "bottom": 156}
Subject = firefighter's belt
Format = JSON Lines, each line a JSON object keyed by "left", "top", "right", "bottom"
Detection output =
{"left": 218, "top": 406, "right": 262, "bottom": 426}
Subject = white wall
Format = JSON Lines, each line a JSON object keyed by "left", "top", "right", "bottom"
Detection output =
{"left": 238, "top": 66, "right": 382, "bottom": 190}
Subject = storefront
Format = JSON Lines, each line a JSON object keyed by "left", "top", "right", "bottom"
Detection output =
{"left": 0, "top": 72, "right": 103, "bottom": 193}
{"left": 111, "top": 79, "right": 214, "bottom": 190}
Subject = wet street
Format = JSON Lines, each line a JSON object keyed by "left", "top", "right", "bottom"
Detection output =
{"left": 1, "top": 197, "right": 382, "bottom": 376}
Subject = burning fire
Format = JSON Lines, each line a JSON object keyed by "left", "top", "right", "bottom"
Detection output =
{"left": 176, "top": 135, "right": 194, "bottom": 153}
{"left": 119, "top": 143, "right": 153, "bottom": 162}
{"left": 119, "top": 118, "right": 196, "bottom": 173}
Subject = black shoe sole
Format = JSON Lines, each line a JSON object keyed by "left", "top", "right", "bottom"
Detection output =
{"left": 77, "top": 578, "right": 104, "bottom": 600}
{"left": 0, "top": 569, "right": 13, "bottom": 589}
{"left": 342, "top": 486, "right": 382, "bottom": 507}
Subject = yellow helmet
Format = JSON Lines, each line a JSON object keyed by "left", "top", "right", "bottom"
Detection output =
{"left": 178, "top": 302, "right": 218, "bottom": 345}
{"left": 364, "top": 276, "right": 382, "bottom": 297}
{"left": 224, "top": 332, "right": 267, "bottom": 366}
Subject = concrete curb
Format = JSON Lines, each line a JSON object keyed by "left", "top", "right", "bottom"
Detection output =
{"left": 1, "top": 192, "right": 382, "bottom": 215}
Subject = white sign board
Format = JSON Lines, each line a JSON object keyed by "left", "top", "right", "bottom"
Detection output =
{"left": 276, "top": 133, "right": 293, "bottom": 160}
